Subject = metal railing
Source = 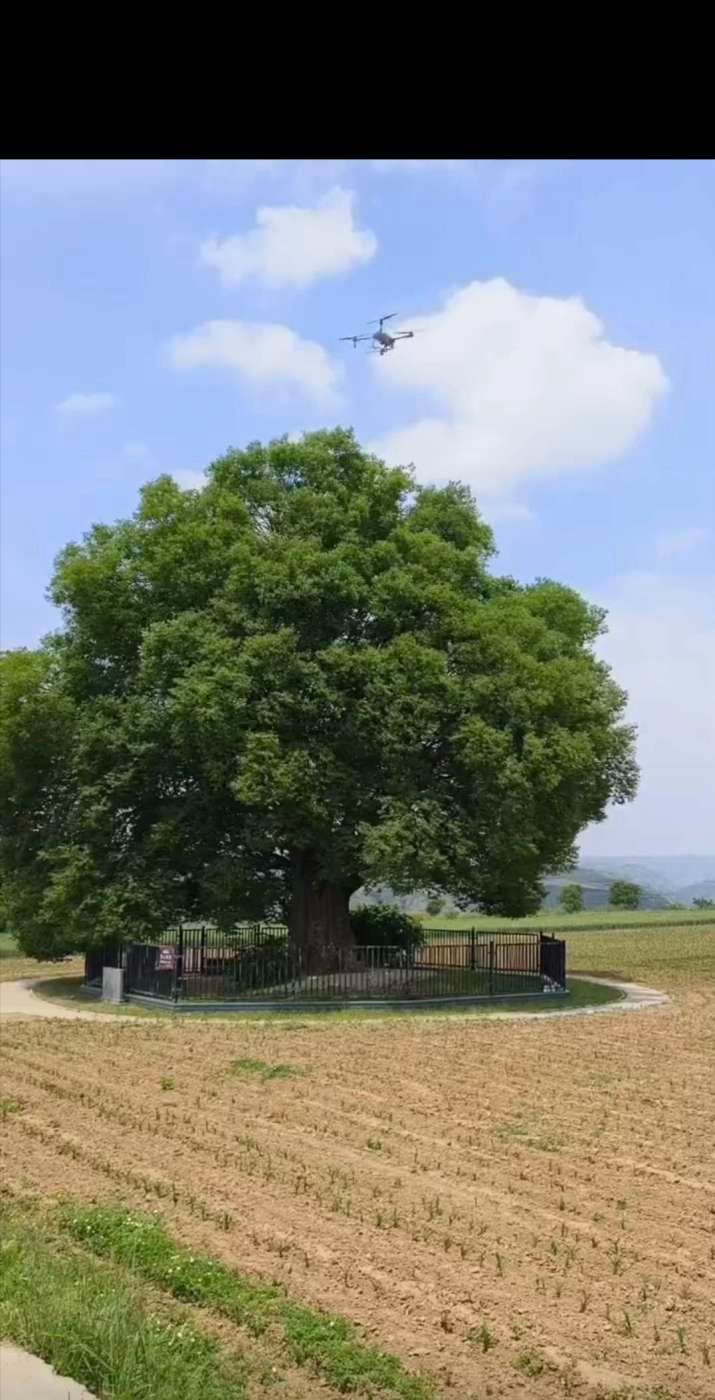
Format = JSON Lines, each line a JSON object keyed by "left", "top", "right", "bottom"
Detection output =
{"left": 84, "top": 944, "right": 122, "bottom": 987}
{"left": 112, "top": 926, "right": 565, "bottom": 1003}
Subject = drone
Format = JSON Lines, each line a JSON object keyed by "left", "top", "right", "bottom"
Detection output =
{"left": 340, "top": 313, "right": 420, "bottom": 357}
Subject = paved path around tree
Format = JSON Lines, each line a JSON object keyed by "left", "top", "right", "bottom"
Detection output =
{"left": 0, "top": 1344, "right": 97, "bottom": 1398}
{"left": 0, "top": 978, "right": 135, "bottom": 1021}
{"left": 499, "top": 975, "right": 670, "bottom": 1019}
{"left": 0, "top": 974, "right": 669, "bottom": 1021}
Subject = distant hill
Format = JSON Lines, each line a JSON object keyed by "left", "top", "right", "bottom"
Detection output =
{"left": 352, "top": 851, "right": 715, "bottom": 918}
{"left": 541, "top": 867, "right": 671, "bottom": 911}
{"left": 351, "top": 856, "right": 715, "bottom": 916}
{"left": 581, "top": 855, "right": 715, "bottom": 895}
{"left": 353, "top": 871, "right": 670, "bottom": 916}
{"left": 674, "top": 880, "right": 715, "bottom": 905}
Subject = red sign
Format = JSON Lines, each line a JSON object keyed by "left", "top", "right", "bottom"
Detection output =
{"left": 156, "top": 946, "right": 175, "bottom": 971}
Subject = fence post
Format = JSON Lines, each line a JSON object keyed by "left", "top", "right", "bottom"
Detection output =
{"left": 488, "top": 939, "right": 495, "bottom": 997}
{"left": 173, "top": 923, "right": 184, "bottom": 1003}
{"left": 470, "top": 926, "right": 476, "bottom": 971}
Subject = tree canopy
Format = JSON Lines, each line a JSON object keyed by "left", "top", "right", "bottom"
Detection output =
{"left": 559, "top": 883, "right": 584, "bottom": 913}
{"left": 0, "top": 429, "right": 638, "bottom": 963}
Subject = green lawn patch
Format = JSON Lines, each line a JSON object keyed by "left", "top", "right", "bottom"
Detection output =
{"left": 0, "top": 1201, "right": 250, "bottom": 1400}
{"left": 565, "top": 925, "right": 715, "bottom": 987}
{"left": 30, "top": 977, "right": 163, "bottom": 1015}
{"left": 421, "top": 909, "right": 715, "bottom": 934}
{"left": 61, "top": 1204, "right": 435, "bottom": 1399}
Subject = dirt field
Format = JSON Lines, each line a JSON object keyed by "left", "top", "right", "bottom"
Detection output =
{"left": 2, "top": 927, "right": 714, "bottom": 1399}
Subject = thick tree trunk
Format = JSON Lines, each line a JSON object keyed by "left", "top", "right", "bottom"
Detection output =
{"left": 288, "top": 850, "right": 356, "bottom": 973}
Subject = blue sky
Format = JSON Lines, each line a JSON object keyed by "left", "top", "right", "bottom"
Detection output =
{"left": 1, "top": 158, "right": 713, "bottom": 857}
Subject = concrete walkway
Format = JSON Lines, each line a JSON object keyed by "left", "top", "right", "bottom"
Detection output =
{"left": 0, "top": 1344, "right": 96, "bottom": 1398}
{"left": 0, "top": 974, "right": 669, "bottom": 1022}
{"left": 0, "top": 978, "right": 133, "bottom": 1021}
{"left": 484, "top": 974, "right": 670, "bottom": 1020}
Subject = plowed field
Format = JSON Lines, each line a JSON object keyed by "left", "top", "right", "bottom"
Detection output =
{"left": 2, "top": 931, "right": 714, "bottom": 1399}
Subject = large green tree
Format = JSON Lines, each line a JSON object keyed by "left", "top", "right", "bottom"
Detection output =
{"left": 559, "top": 883, "right": 584, "bottom": 914}
{"left": 608, "top": 880, "right": 641, "bottom": 910}
{"left": 0, "top": 429, "right": 638, "bottom": 966}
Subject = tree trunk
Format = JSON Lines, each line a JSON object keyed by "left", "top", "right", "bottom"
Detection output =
{"left": 288, "top": 850, "right": 356, "bottom": 973}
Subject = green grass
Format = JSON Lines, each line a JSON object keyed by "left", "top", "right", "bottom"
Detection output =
{"left": 26, "top": 972, "right": 624, "bottom": 1023}
{"left": 229, "top": 1056, "right": 301, "bottom": 1079}
{"left": 564, "top": 924, "right": 715, "bottom": 987}
{"left": 0, "top": 1200, "right": 251, "bottom": 1400}
{"left": 420, "top": 907, "right": 715, "bottom": 933}
{"left": 0, "top": 931, "right": 84, "bottom": 984}
{"left": 0, "top": 1097, "right": 25, "bottom": 1119}
{"left": 30, "top": 977, "right": 164, "bottom": 1015}
{"left": 61, "top": 1203, "right": 436, "bottom": 1399}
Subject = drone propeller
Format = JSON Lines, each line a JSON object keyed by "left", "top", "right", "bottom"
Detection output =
{"left": 368, "top": 313, "right": 398, "bottom": 325}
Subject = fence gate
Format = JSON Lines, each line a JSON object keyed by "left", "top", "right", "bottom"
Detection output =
{"left": 539, "top": 933, "right": 566, "bottom": 988}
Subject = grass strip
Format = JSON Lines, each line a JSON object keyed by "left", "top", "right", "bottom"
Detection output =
{"left": 421, "top": 911, "right": 715, "bottom": 933}
{"left": 230, "top": 1057, "right": 301, "bottom": 1079}
{"left": 61, "top": 1203, "right": 435, "bottom": 1399}
{"left": 0, "top": 1200, "right": 250, "bottom": 1400}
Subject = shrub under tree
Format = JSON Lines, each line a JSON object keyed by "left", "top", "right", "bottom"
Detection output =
{"left": 425, "top": 894, "right": 445, "bottom": 917}
{"left": 350, "top": 904, "right": 423, "bottom": 954}
{"left": 0, "top": 429, "right": 638, "bottom": 968}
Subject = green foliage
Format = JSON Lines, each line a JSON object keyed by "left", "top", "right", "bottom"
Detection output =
{"left": 693, "top": 898, "right": 715, "bottom": 909}
{"left": 350, "top": 903, "right": 424, "bottom": 952}
{"left": 0, "top": 428, "right": 638, "bottom": 957}
{"left": 513, "top": 1349, "right": 545, "bottom": 1377}
{"left": 61, "top": 1204, "right": 435, "bottom": 1398}
{"left": 425, "top": 894, "right": 445, "bottom": 916}
{"left": 609, "top": 880, "right": 642, "bottom": 910}
{"left": 559, "top": 882, "right": 584, "bottom": 913}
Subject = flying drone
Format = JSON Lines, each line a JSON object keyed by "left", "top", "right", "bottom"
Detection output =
{"left": 340, "top": 313, "right": 420, "bottom": 356}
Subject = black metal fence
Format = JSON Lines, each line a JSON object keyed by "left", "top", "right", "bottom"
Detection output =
{"left": 84, "top": 944, "right": 122, "bottom": 988}
{"left": 85, "top": 926, "right": 566, "bottom": 1004}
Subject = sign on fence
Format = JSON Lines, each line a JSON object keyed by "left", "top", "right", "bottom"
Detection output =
{"left": 155, "top": 946, "right": 176, "bottom": 971}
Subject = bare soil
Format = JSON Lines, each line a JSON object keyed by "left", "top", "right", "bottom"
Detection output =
{"left": 2, "top": 985, "right": 714, "bottom": 1398}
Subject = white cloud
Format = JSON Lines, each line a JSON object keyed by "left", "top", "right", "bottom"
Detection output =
{"left": 371, "top": 278, "right": 668, "bottom": 498}
{"left": 167, "top": 319, "right": 342, "bottom": 407}
{"left": 200, "top": 188, "right": 376, "bottom": 290}
{"left": 582, "top": 572, "right": 715, "bottom": 856}
{"left": 172, "top": 469, "right": 206, "bottom": 491}
{"left": 55, "top": 391, "right": 117, "bottom": 421}
{"left": 656, "top": 526, "right": 710, "bottom": 559}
